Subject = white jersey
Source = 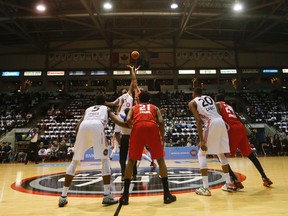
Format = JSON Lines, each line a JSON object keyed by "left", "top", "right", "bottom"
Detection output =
{"left": 73, "top": 105, "right": 109, "bottom": 160}
{"left": 117, "top": 92, "right": 133, "bottom": 134}
{"left": 193, "top": 95, "right": 229, "bottom": 154}
{"left": 193, "top": 95, "right": 222, "bottom": 127}
{"left": 83, "top": 105, "right": 109, "bottom": 126}
{"left": 118, "top": 93, "right": 133, "bottom": 116}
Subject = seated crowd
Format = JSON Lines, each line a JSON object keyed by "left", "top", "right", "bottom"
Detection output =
{"left": 0, "top": 89, "right": 287, "bottom": 163}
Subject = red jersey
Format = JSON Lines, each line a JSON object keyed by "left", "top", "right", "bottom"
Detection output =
{"left": 218, "top": 101, "right": 252, "bottom": 156}
{"left": 218, "top": 102, "right": 240, "bottom": 126}
{"left": 129, "top": 103, "right": 163, "bottom": 160}
{"left": 133, "top": 103, "right": 158, "bottom": 126}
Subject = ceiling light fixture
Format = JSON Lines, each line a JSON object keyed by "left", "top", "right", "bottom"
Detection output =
{"left": 103, "top": 1, "right": 112, "bottom": 10}
{"left": 170, "top": 2, "right": 178, "bottom": 9}
{"left": 36, "top": 0, "right": 46, "bottom": 12}
{"left": 233, "top": 0, "right": 243, "bottom": 11}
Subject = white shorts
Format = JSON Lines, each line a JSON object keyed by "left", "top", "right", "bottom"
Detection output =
{"left": 73, "top": 120, "right": 108, "bottom": 160}
{"left": 204, "top": 118, "right": 230, "bottom": 154}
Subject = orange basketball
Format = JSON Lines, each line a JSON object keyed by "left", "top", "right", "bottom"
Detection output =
{"left": 131, "top": 50, "right": 140, "bottom": 60}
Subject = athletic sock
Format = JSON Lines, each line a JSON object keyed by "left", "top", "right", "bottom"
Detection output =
{"left": 202, "top": 176, "right": 209, "bottom": 189}
{"left": 61, "top": 186, "right": 69, "bottom": 197}
{"left": 161, "top": 177, "right": 170, "bottom": 196}
{"left": 248, "top": 153, "right": 267, "bottom": 179}
{"left": 123, "top": 179, "right": 131, "bottom": 197}
{"left": 104, "top": 184, "right": 111, "bottom": 195}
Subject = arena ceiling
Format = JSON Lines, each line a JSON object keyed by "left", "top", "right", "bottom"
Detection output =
{"left": 0, "top": 0, "right": 288, "bottom": 52}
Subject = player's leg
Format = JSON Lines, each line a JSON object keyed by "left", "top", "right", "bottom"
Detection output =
{"left": 58, "top": 159, "right": 80, "bottom": 207}
{"left": 147, "top": 126, "right": 176, "bottom": 203}
{"left": 227, "top": 164, "right": 244, "bottom": 190}
{"left": 247, "top": 152, "right": 273, "bottom": 187}
{"left": 195, "top": 149, "right": 211, "bottom": 196}
{"left": 120, "top": 159, "right": 137, "bottom": 205}
{"left": 217, "top": 153, "right": 235, "bottom": 192}
{"left": 101, "top": 158, "right": 118, "bottom": 205}
{"left": 119, "top": 135, "right": 129, "bottom": 180}
{"left": 156, "top": 157, "right": 176, "bottom": 204}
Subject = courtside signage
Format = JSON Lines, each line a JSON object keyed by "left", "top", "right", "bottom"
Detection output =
{"left": 220, "top": 69, "right": 237, "bottom": 74}
{"left": 262, "top": 69, "right": 278, "bottom": 73}
{"left": 24, "top": 71, "right": 42, "bottom": 76}
{"left": 113, "top": 70, "right": 130, "bottom": 75}
{"left": 47, "top": 71, "right": 65, "bottom": 76}
{"left": 2, "top": 71, "right": 20, "bottom": 76}
{"left": 178, "top": 70, "right": 196, "bottom": 74}
{"left": 199, "top": 69, "right": 216, "bottom": 74}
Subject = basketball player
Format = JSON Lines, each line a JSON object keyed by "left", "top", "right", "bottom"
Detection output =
{"left": 119, "top": 91, "right": 176, "bottom": 205}
{"left": 118, "top": 106, "right": 137, "bottom": 181}
{"left": 105, "top": 65, "right": 139, "bottom": 145}
{"left": 58, "top": 94, "right": 128, "bottom": 207}
{"left": 188, "top": 87, "right": 233, "bottom": 196}
{"left": 215, "top": 93, "right": 273, "bottom": 188}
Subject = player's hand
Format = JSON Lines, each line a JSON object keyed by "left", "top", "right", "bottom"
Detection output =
{"left": 198, "top": 141, "right": 207, "bottom": 151}
{"left": 126, "top": 65, "right": 134, "bottom": 70}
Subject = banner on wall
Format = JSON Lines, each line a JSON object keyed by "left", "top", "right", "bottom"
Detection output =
{"left": 176, "top": 50, "right": 234, "bottom": 61}
{"left": 48, "top": 51, "right": 110, "bottom": 62}
{"left": 83, "top": 146, "right": 199, "bottom": 161}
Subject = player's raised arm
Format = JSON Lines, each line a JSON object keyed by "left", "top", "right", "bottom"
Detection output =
{"left": 105, "top": 97, "right": 119, "bottom": 107}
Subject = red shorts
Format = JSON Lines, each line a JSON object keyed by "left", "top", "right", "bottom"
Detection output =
{"left": 228, "top": 123, "right": 252, "bottom": 157}
{"left": 129, "top": 122, "right": 163, "bottom": 160}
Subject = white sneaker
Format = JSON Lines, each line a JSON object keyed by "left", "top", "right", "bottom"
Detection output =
{"left": 195, "top": 186, "right": 211, "bottom": 196}
{"left": 102, "top": 194, "right": 118, "bottom": 205}
{"left": 58, "top": 196, "right": 68, "bottom": 207}
{"left": 222, "top": 184, "right": 235, "bottom": 192}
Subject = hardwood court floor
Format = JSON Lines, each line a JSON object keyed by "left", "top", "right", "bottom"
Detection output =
{"left": 0, "top": 157, "right": 287, "bottom": 216}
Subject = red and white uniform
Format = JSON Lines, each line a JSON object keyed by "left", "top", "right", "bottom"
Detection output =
{"left": 218, "top": 101, "right": 252, "bottom": 156}
{"left": 193, "top": 95, "right": 230, "bottom": 154}
{"left": 73, "top": 105, "right": 109, "bottom": 160}
{"left": 129, "top": 103, "right": 163, "bottom": 160}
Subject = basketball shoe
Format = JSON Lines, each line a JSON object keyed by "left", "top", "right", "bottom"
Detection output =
{"left": 119, "top": 195, "right": 129, "bottom": 205}
{"left": 233, "top": 181, "right": 244, "bottom": 191}
{"left": 58, "top": 196, "right": 68, "bottom": 207}
{"left": 102, "top": 194, "right": 118, "bottom": 205}
{"left": 262, "top": 178, "right": 273, "bottom": 187}
{"left": 164, "top": 194, "right": 177, "bottom": 204}
{"left": 221, "top": 183, "right": 236, "bottom": 192}
{"left": 195, "top": 186, "right": 211, "bottom": 196}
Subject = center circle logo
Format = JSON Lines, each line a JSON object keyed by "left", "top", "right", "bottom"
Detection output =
{"left": 11, "top": 167, "right": 245, "bottom": 197}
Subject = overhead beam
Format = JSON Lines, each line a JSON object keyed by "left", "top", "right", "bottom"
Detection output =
{"left": 80, "top": 0, "right": 110, "bottom": 46}
{"left": 177, "top": 0, "right": 198, "bottom": 40}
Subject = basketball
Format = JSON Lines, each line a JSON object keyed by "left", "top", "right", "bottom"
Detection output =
{"left": 131, "top": 50, "right": 140, "bottom": 60}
